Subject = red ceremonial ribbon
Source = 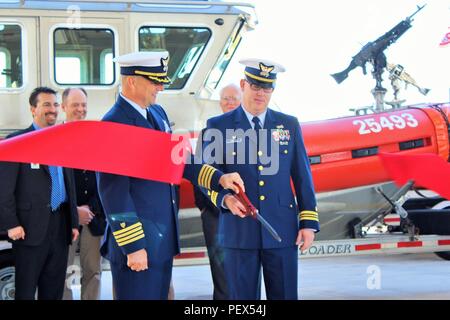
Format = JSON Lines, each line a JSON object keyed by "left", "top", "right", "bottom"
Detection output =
{"left": 379, "top": 153, "right": 450, "bottom": 200}
{"left": 0, "top": 121, "right": 190, "bottom": 184}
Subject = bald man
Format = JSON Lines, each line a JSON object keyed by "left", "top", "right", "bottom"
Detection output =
{"left": 62, "top": 88, "right": 106, "bottom": 300}
{"left": 219, "top": 83, "right": 242, "bottom": 113}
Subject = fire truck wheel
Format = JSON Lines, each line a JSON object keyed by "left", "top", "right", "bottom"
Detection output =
{"left": 0, "top": 250, "right": 15, "bottom": 300}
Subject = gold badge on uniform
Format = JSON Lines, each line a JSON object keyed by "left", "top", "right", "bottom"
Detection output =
{"left": 120, "top": 222, "right": 126, "bottom": 228}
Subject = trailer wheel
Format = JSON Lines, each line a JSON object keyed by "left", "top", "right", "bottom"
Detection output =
{"left": 432, "top": 201, "right": 450, "bottom": 261}
{"left": 435, "top": 252, "right": 450, "bottom": 261}
{"left": 0, "top": 249, "right": 15, "bottom": 300}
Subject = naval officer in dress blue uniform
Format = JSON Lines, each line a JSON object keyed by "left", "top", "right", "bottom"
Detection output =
{"left": 200, "top": 58, "right": 320, "bottom": 300}
{"left": 97, "top": 51, "right": 244, "bottom": 300}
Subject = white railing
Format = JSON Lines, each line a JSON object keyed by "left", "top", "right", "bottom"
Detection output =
{"left": 17, "top": 0, "right": 255, "bottom": 10}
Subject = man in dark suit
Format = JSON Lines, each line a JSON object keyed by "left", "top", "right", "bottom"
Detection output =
{"left": 200, "top": 59, "right": 320, "bottom": 300}
{"left": 193, "top": 83, "right": 242, "bottom": 300}
{"left": 61, "top": 87, "right": 106, "bottom": 300}
{"left": 97, "top": 51, "right": 245, "bottom": 300}
{"left": 0, "top": 87, "right": 79, "bottom": 300}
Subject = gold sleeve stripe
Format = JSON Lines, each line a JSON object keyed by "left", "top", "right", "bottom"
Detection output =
{"left": 198, "top": 165, "right": 216, "bottom": 189}
{"left": 299, "top": 210, "right": 319, "bottom": 222}
{"left": 203, "top": 166, "right": 215, "bottom": 189}
{"left": 116, "top": 230, "right": 145, "bottom": 244}
{"left": 210, "top": 191, "right": 219, "bottom": 206}
{"left": 113, "top": 222, "right": 142, "bottom": 236}
{"left": 115, "top": 225, "right": 143, "bottom": 240}
{"left": 300, "top": 217, "right": 319, "bottom": 222}
{"left": 300, "top": 214, "right": 319, "bottom": 220}
{"left": 301, "top": 210, "right": 318, "bottom": 216}
{"left": 117, "top": 233, "right": 146, "bottom": 247}
{"left": 198, "top": 165, "right": 208, "bottom": 188}
{"left": 204, "top": 166, "right": 215, "bottom": 188}
{"left": 300, "top": 213, "right": 319, "bottom": 218}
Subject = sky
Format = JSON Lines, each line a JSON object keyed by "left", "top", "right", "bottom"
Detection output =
{"left": 219, "top": 0, "right": 450, "bottom": 122}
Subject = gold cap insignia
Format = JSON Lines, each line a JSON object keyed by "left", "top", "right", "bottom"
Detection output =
{"left": 161, "top": 57, "right": 169, "bottom": 72}
{"left": 120, "top": 222, "right": 126, "bottom": 228}
{"left": 259, "top": 63, "right": 274, "bottom": 78}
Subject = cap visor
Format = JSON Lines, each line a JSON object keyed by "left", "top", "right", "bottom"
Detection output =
{"left": 143, "top": 75, "right": 171, "bottom": 85}
{"left": 245, "top": 76, "right": 274, "bottom": 89}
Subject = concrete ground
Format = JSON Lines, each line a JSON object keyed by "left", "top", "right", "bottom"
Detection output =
{"left": 71, "top": 252, "right": 450, "bottom": 300}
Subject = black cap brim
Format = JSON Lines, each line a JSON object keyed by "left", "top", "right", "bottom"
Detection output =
{"left": 141, "top": 75, "right": 171, "bottom": 85}
{"left": 245, "top": 75, "right": 275, "bottom": 89}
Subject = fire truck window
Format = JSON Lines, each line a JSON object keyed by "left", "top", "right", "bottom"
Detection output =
{"left": 100, "top": 50, "right": 114, "bottom": 84}
{"left": 53, "top": 28, "right": 115, "bottom": 85}
{"left": 0, "top": 24, "right": 22, "bottom": 89}
{"left": 55, "top": 57, "right": 81, "bottom": 83}
{"left": 138, "top": 26, "right": 211, "bottom": 90}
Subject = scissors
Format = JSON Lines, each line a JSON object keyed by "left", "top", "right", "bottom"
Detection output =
{"left": 233, "top": 183, "right": 282, "bottom": 243}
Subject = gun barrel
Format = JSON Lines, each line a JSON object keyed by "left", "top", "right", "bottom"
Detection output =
{"left": 408, "top": 4, "right": 426, "bottom": 20}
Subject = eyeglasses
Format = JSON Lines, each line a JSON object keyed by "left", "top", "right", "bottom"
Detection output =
{"left": 245, "top": 80, "right": 274, "bottom": 93}
{"left": 220, "top": 96, "right": 240, "bottom": 103}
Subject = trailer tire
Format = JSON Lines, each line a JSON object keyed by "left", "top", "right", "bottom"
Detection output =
{"left": 432, "top": 202, "right": 450, "bottom": 260}
{"left": 0, "top": 249, "right": 15, "bottom": 300}
{"left": 435, "top": 251, "right": 450, "bottom": 261}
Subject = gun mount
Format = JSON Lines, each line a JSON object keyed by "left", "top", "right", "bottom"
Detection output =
{"left": 331, "top": 4, "right": 426, "bottom": 112}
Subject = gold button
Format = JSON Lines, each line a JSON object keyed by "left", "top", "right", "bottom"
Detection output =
{"left": 259, "top": 180, "right": 265, "bottom": 187}
{"left": 207, "top": 191, "right": 211, "bottom": 196}
{"left": 258, "top": 165, "right": 263, "bottom": 171}
{"left": 284, "top": 150, "right": 288, "bottom": 154}
{"left": 260, "top": 195, "right": 265, "bottom": 201}
{"left": 258, "top": 151, "right": 263, "bottom": 156}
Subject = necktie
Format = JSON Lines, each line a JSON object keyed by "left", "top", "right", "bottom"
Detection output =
{"left": 146, "top": 109, "right": 158, "bottom": 130}
{"left": 252, "top": 116, "right": 262, "bottom": 154}
{"left": 49, "top": 166, "right": 65, "bottom": 211}
{"left": 252, "top": 116, "right": 262, "bottom": 130}
{"left": 252, "top": 117, "right": 262, "bottom": 164}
